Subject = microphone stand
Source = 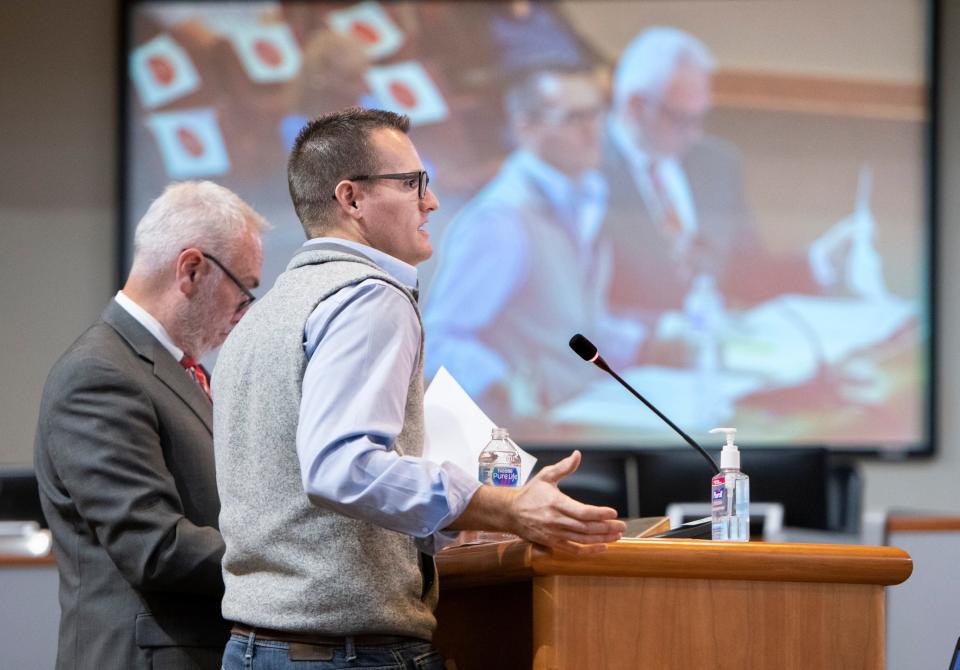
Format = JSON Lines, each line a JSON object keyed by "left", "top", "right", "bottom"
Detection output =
{"left": 589, "top": 354, "right": 720, "bottom": 475}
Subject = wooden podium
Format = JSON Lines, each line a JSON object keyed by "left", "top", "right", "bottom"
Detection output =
{"left": 433, "top": 538, "right": 912, "bottom": 670}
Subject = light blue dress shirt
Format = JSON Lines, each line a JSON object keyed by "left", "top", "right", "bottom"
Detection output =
{"left": 423, "top": 150, "right": 645, "bottom": 399}
{"left": 296, "top": 238, "right": 480, "bottom": 554}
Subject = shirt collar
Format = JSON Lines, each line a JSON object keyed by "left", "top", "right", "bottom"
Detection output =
{"left": 512, "top": 149, "right": 606, "bottom": 205}
{"left": 610, "top": 115, "right": 687, "bottom": 173}
{"left": 302, "top": 237, "right": 419, "bottom": 291}
{"left": 610, "top": 116, "right": 656, "bottom": 171}
{"left": 114, "top": 290, "right": 184, "bottom": 362}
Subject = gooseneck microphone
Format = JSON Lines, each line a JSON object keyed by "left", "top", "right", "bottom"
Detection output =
{"left": 569, "top": 333, "right": 720, "bottom": 475}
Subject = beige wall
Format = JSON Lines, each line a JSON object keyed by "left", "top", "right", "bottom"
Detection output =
{"left": 1, "top": 0, "right": 957, "bottom": 514}
{"left": 562, "top": 0, "right": 925, "bottom": 81}
{"left": 0, "top": 0, "right": 117, "bottom": 468}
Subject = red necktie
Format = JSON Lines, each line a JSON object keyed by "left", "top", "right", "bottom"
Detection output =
{"left": 648, "top": 161, "right": 684, "bottom": 240}
{"left": 181, "top": 356, "right": 211, "bottom": 400}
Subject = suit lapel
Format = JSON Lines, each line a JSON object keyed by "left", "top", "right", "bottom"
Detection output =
{"left": 101, "top": 300, "right": 213, "bottom": 434}
{"left": 603, "top": 135, "right": 655, "bottom": 220}
{"left": 153, "top": 354, "right": 213, "bottom": 433}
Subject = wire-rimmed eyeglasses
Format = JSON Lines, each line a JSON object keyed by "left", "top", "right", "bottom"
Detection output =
{"left": 201, "top": 252, "right": 255, "bottom": 311}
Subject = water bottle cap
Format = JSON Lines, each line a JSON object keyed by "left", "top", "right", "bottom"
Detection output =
{"left": 491, "top": 427, "right": 509, "bottom": 440}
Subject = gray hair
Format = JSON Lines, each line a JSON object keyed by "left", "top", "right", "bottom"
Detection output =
{"left": 132, "top": 181, "right": 268, "bottom": 275}
{"left": 287, "top": 108, "right": 410, "bottom": 237}
{"left": 612, "top": 27, "right": 715, "bottom": 112}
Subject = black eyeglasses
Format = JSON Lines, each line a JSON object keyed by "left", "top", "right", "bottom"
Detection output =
{"left": 656, "top": 102, "right": 706, "bottom": 132}
{"left": 347, "top": 170, "right": 430, "bottom": 199}
{"left": 537, "top": 105, "right": 605, "bottom": 126}
{"left": 201, "top": 252, "right": 255, "bottom": 311}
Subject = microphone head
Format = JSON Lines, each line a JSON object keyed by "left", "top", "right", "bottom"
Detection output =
{"left": 569, "top": 334, "right": 598, "bottom": 362}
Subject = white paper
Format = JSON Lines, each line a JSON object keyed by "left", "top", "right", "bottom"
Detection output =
{"left": 727, "top": 294, "right": 916, "bottom": 384}
{"left": 423, "top": 367, "right": 536, "bottom": 484}
{"left": 551, "top": 294, "right": 916, "bottom": 430}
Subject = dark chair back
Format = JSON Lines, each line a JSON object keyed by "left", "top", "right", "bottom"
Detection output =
{"left": 0, "top": 470, "right": 47, "bottom": 528}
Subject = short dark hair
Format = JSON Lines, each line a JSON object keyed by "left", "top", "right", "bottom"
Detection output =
{"left": 287, "top": 108, "right": 410, "bottom": 237}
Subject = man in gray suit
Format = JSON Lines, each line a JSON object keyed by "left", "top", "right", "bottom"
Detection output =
{"left": 603, "top": 26, "right": 815, "bottom": 321}
{"left": 34, "top": 181, "right": 267, "bottom": 670}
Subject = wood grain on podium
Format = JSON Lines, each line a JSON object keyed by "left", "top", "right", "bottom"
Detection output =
{"left": 434, "top": 539, "right": 911, "bottom": 670}
{"left": 439, "top": 537, "right": 911, "bottom": 586}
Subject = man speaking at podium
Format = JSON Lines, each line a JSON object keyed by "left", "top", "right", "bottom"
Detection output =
{"left": 213, "top": 108, "right": 624, "bottom": 669}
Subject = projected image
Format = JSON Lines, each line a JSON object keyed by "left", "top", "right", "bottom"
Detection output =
{"left": 125, "top": 1, "right": 931, "bottom": 451}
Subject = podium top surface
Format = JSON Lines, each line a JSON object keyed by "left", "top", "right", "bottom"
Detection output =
{"left": 437, "top": 538, "right": 912, "bottom": 590}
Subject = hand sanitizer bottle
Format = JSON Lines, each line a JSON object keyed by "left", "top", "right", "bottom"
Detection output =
{"left": 710, "top": 427, "right": 750, "bottom": 541}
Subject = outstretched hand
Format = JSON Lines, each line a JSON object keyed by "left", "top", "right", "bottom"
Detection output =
{"left": 506, "top": 450, "right": 625, "bottom": 554}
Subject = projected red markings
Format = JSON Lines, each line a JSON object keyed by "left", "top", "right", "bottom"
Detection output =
{"left": 176, "top": 127, "right": 205, "bottom": 157}
{"left": 389, "top": 81, "right": 417, "bottom": 108}
{"left": 254, "top": 39, "right": 283, "bottom": 68}
{"left": 351, "top": 21, "right": 380, "bottom": 44}
{"left": 147, "top": 56, "right": 175, "bottom": 86}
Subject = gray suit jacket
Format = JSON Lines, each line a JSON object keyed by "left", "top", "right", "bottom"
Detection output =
{"left": 602, "top": 135, "right": 816, "bottom": 319}
{"left": 34, "top": 300, "right": 228, "bottom": 670}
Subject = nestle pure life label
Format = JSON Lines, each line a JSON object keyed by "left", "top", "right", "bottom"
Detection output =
{"left": 491, "top": 466, "right": 520, "bottom": 487}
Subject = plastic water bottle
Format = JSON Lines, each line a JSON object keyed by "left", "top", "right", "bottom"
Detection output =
{"left": 475, "top": 428, "right": 520, "bottom": 543}
{"left": 478, "top": 427, "right": 520, "bottom": 488}
{"left": 710, "top": 427, "right": 750, "bottom": 541}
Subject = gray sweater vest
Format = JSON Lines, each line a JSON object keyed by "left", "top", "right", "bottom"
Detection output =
{"left": 212, "top": 247, "right": 437, "bottom": 639}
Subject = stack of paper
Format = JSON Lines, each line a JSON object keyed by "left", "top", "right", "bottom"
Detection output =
{"left": 423, "top": 367, "right": 536, "bottom": 483}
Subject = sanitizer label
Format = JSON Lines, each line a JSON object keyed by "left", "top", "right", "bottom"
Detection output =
{"left": 491, "top": 466, "right": 519, "bottom": 487}
{"left": 711, "top": 477, "right": 726, "bottom": 510}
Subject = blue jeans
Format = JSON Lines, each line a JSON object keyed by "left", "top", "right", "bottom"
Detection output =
{"left": 222, "top": 632, "right": 445, "bottom": 669}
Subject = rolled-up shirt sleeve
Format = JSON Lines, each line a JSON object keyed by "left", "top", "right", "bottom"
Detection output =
{"left": 297, "top": 279, "right": 480, "bottom": 551}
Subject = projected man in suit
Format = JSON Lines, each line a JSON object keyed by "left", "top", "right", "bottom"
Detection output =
{"left": 424, "top": 69, "right": 644, "bottom": 417}
{"left": 34, "top": 181, "right": 267, "bottom": 670}
{"left": 604, "top": 27, "right": 815, "bottom": 319}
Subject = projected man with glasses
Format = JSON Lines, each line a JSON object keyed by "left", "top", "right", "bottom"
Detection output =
{"left": 34, "top": 181, "right": 267, "bottom": 670}
{"left": 424, "top": 68, "right": 645, "bottom": 419}
{"left": 603, "top": 26, "right": 886, "bottom": 325}
{"left": 603, "top": 26, "right": 773, "bottom": 319}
